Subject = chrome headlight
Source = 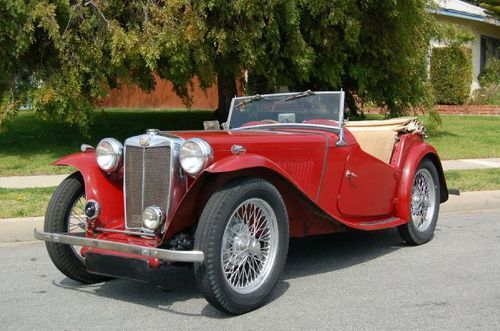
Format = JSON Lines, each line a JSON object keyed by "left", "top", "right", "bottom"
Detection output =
{"left": 179, "top": 138, "right": 213, "bottom": 175}
{"left": 96, "top": 138, "right": 123, "bottom": 173}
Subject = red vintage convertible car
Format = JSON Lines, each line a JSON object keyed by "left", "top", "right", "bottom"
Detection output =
{"left": 35, "top": 91, "right": 448, "bottom": 314}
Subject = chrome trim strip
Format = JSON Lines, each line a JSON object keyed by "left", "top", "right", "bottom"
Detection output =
{"left": 34, "top": 229, "right": 204, "bottom": 263}
{"left": 95, "top": 227, "right": 156, "bottom": 238}
{"left": 316, "top": 133, "right": 330, "bottom": 202}
{"left": 359, "top": 217, "right": 399, "bottom": 226}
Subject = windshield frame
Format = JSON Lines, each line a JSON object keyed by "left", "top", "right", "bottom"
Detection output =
{"left": 227, "top": 90, "right": 346, "bottom": 144}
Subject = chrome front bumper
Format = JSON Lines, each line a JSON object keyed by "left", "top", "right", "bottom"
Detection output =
{"left": 34, "top": 229, "right": 204, "bottom": 263}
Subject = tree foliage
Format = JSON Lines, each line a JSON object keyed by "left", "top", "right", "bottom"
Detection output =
{"left": 480, "top": 0, "right": 500, "bottom": 19}
{"left": 1, "top": 0, "right": 439, "bottom": 130}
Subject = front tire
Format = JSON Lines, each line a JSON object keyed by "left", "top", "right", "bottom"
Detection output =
{"left": 398, "top": 159, "right": 441, "bottom": 245}
{"left": 45, "top": 172, "right": 109, "bottom": 284}
{"left": 194, "top": 178, "right": 289, "bottom": 315}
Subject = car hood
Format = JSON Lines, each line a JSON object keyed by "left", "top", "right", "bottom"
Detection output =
{"left": 166, "top": 129, "right": 331, "bottom": 151}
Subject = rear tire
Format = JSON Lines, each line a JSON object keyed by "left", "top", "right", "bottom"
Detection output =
{"left": 398, "top": 159, "right": 440, "bottom": 245}
{"left": 194, "top": 178, "right": 289, "bottom": 315}
{"left": 44, "top": 172, "right": 109, "bottom": 284}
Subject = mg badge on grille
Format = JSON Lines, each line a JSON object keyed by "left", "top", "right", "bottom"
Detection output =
{"left": 139, "top": 135, "right": 150, "bottom": 147}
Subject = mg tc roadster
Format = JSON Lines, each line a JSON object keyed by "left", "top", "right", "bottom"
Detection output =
{"left": 35, "top": 91, "right": 448, "bottom": 314}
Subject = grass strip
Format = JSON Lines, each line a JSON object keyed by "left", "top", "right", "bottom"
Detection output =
{"left": 0, "top": 187, "right": 55, "bottom": 218}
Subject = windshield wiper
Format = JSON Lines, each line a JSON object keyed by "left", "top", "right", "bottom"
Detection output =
{"left": 283, "top": 90, "right": 315, "bottom": 102}
{"left": 235, "top": 94, "right": 264, "bottom": 108}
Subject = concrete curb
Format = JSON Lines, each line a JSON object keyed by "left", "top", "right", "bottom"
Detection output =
{"left": 440, "top": 190, "right": 500, "bottom": 213}
{"left": 0, "top": 217, "right": 44, "bottom": 243}
{"left": 1, "top": 190, "right": 499, "bottom": 244}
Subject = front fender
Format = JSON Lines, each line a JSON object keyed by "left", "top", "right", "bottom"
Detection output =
{"left": 395, "top": 142, "right": 448, "bottom": 220}
{"left": 53, "top": 152, "right": 124, "bottom": 227}
{"left": 205, "top": 154, "right": 305, "bottom": 194}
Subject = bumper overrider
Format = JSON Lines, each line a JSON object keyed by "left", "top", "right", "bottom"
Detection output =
{"left": 33, "top": 229, "right": 204, "bottom": 263}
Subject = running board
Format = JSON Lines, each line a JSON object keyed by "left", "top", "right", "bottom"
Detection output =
{"left": 359, "top": 217, "right": 399, "bottom": 227}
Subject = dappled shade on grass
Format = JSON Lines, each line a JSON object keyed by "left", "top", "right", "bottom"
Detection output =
{"left": 0, "top": 109, "right": 213, "bottom": 176}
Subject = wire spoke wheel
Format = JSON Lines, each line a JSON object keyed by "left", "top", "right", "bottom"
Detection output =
{"left": 194, "top": 178, "right": 288, "bottom": 314}
{"left": 410, "top": 168, "right": 436, "bottom": 232}
{"left": 45, "top": 172, "right": 110, "bottom": 284}
{"left": 221, "top": 198, "right": 278, "bottom": 294}
{"left": 67, "top": 193, "right": 87, "bottom": 261}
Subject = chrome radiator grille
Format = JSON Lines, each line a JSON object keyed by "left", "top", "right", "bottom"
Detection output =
{"left": 125, "top": 145, "right": 171, "bottom": 229}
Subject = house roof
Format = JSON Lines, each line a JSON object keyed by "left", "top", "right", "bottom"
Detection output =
{"left": 434, "top": 0, "right": 499, "bottom": 26}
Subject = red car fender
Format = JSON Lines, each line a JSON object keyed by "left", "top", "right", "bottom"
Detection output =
{"left": 395, "top": 142, "right": 448, "bottom": 221}
{"left": 164, "top": 153, "right": 325, "bottom": 240}
{"left": 53, "top": 151, "right": 124, "bottom": 228}
{"left": 205, "top": 153, "right": 304, "bottom": 193}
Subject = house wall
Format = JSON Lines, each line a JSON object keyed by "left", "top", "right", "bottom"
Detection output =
{"left": 97, "top": 75, "right": 218, "bottom": 110}
{"left": 433, "top": 15, "right": 500, "bottom": 91}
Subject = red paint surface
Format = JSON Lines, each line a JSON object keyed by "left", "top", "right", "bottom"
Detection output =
{"left": 53, "top": 123, "right": 446, "bottom": 258}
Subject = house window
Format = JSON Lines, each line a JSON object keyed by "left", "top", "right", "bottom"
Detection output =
{"left": 480, "top": 35, "right": 500, "bottom": 73}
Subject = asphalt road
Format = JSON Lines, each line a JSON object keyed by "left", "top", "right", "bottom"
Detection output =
{"left": 1, "top": 208, "right": 499, "bottom": 330}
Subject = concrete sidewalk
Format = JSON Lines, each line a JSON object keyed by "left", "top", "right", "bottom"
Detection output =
{"left": 1, "top": 191, "right": 499, "bottom": 243}
{"left": 441, "top": 158, "right": 500, "bottom": 171}
{"left": 1, "top": 158, "right": 500, "bottom": 189}
{"left": 0, "top": 174, "right": 69, "bottom": 189}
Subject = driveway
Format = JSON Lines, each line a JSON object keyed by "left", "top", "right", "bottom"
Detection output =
{"left": 1, "top": 208, "right": 499, "bottom": 330}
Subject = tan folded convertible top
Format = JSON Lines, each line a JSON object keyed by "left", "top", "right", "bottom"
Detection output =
{"left": 345, "top": 117, "right": 425, "bottom": 163}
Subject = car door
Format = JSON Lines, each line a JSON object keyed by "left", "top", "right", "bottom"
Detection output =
{"left": 337, "top": 145, "right": 397, "bottom": 218}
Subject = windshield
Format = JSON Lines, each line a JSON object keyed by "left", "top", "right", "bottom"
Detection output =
{"left": 227, "top": 91, "right": 344, "bottom": 129}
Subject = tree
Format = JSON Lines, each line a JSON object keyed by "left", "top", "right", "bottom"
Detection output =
{"left": 1, "top": 0, "right": 438, "bottom": 129}
{"left": 480, "top": 0, "right": 500, "bottom": 19}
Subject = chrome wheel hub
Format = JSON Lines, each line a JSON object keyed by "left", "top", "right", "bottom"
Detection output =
{"left": 221, "top": 198, "right": 278, "bottom": 294}
{"left": 411, "top": 168, "right": 436, "bottom": 232}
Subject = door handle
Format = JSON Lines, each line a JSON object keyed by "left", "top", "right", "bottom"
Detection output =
{"left": 346, "top": 170, "right": 359, "bottom": 178}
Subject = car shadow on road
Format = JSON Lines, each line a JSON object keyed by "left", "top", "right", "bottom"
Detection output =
{"left": 52, "top": 228, "right": 404, "bottom": 318}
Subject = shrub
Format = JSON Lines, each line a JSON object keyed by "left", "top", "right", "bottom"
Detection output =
{"left": 430, "top": 47, "right": 472, "bottom": 105}
{"left": 479, "top": 58, "right": 500, "bottom": 87}
{"left": 469, "top": 85, "right": 500, "bottom": 105}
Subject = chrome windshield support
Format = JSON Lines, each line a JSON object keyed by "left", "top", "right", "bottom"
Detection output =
{"left": 336, "top": 91, "right": 346, "bottom": 146}
{"left": 33, "top": 229, "right": 204, "bottom": 263}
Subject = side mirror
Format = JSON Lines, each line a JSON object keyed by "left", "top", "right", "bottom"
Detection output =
{"left": 203, "top": 120, "right": 221, "bottom": 130}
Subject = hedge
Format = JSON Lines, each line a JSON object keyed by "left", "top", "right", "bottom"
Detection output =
{"left": 430, "top": 46, "right": 472, "bottom": 105}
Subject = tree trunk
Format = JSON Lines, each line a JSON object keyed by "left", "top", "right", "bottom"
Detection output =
{"left": 213, "top": 70, "right": 237, "bottom": 123}
{"left": 344, "top": 89, "right": 362, "bottom": 119}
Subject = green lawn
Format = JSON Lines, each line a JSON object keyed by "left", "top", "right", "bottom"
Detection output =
{"left": 423, "top": 115, "right": 500, "bottom": 160}
{"left": 445, "top": 168, "right": 500, "bottom": 192}
{"left": 0, "top": 109, "right": 213, "bottom": 176}
{"left": 0, "top": 187, "right": 55, "bottom": 218}
{"left": 0, "top": 110, "right": 499, "bottom": 176}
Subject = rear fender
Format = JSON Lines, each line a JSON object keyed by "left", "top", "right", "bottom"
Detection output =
{"left": 395, "top": 142, "right": 448, "bottom": 221}
{"left": 53, "top": 152, "right": 124, "bottom": 227}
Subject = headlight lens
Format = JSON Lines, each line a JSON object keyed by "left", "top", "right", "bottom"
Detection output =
{"left": 96, "top": 138, "right": 123, "bottom": 173}
{"left": 179, "top": 138, "right": 213, "bottom": 175}
{"left": 142, "top": 206, "right": 164, "bottom": 231}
